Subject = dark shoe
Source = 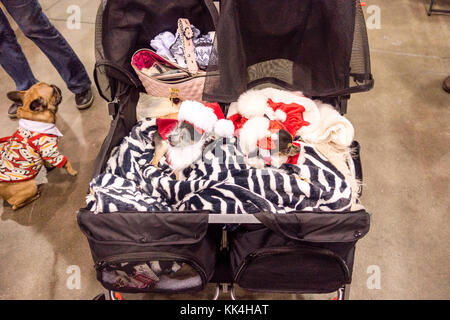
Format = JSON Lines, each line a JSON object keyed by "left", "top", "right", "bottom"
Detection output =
{"left": 8, "top": 103, "right": 21, "bottom": 119}
{"left": 443, "top": 76, "right": 450, "bottom": 93}
{"left": 75, "top": 88, "right": 94, "bottom": 110}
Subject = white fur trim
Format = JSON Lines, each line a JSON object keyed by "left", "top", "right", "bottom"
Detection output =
{"left": 235, "top": 88, "right": 320, "bottom": 135}
{"left": 274, "top": 109, "right": 287, "bottom": 122}
{"left": 285, "top": 96, "right": 320, "bottom": 135}
{"left": 259, "top": 88, "right": 320, "bottom": 133}
{"left": 259, "top": 88, "right": 305, "bottom": 102}
{"left": 167, "top": 137, "right": 205, "bottom": 172}
{"left": 214, "top": 119, "right": 235, "bottom": 137}
{"left": 178, "top": 100, "right": 217, "bottom": 132}
{"left": 226, "top": 101, "right": 239, "bottom": 118}
{"left": 238, "top": 117, "right": 270, "bottom": 155}
{"left": 236, "top": 89, "right": 271, "bottom": 118}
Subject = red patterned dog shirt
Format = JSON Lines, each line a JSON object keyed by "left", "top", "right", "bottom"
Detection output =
{"left": 0, "top": 125, "right": 67, "bottom": 182}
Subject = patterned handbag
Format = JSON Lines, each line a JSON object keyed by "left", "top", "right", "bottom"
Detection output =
{"left": 131, "top": 18, "right": 209, "bottom": 101}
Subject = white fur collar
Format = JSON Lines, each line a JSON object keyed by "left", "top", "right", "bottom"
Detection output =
{"left": 167, "top": 136, "right": 206, "bottom": 172}
{"left": 19, "top": 119, "right": 63, "bottom": 137}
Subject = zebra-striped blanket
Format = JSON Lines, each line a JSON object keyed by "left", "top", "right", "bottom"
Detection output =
{"left": 86, "top": 119, "right": 352, "bottom": 214}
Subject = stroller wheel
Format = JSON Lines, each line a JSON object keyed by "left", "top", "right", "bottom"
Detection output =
{"left": 94, "top": 289, "right": 124, "bottom": 300}
{"left": 335, "top": 284, "right": 350, "bottom": 300}
{"left": 105, "top": 290, "right": 124, "bottom": 300}
{"left": 112, "top": 292, "right": 124, "bottom": 300}
{"left": 212, "top": 284, "right": 220, "bottom": 300}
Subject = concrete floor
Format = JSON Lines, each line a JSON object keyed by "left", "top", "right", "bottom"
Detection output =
{"left": 0, "top": 0, "right": 448, "bottom": 300}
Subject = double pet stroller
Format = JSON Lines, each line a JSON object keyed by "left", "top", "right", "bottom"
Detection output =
{"left": 77, "top": 0, "right": 374, "bottom": 300}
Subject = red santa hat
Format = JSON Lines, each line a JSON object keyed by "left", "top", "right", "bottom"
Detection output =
{"left": 229, "top": 97, "right": 312, "bottom": 143}
{"left": 156, "top": 118, "right": 178, "bottom": 140}
{"left": 238, "top": 117, "right": 302, "bottom": 167}
{"left": 266, "top": 98, "right": 311, "bottom": 137}
{"left": 256, "top": 120, "right": 288, "bottom": 150}
{"left": 178, "top": 101, "right": 235, "bottom": 137}
{"left": 231, "top": 88, "right": 320, "bottom": 136}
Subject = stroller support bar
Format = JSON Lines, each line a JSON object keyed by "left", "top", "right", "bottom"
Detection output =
{"left": 207, "top": 214, "right": 261, "bottom": 224}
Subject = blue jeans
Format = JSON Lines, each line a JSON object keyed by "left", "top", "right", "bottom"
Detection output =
{"left": 0, "top": 0, "right": 91, "bottom": 93}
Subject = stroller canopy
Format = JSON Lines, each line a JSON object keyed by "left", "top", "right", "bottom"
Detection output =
{"left": 204, "top": 0, "right": 373, "bottom": 102}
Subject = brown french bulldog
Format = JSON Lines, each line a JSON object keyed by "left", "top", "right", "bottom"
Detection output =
{"left": 0, "top": 82, "right": 77, "bottom": 210}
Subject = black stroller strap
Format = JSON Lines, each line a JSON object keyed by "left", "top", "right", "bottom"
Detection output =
{"left": 203, "top": 0, "right": 219, "bottom": 28}
{"left": 253, "top": 211, "right": 370, "bottom": 243}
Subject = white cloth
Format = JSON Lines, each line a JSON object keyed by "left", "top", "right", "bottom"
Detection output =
{"left": 301, "top": 102, "right": 354, "bottom": 147}
{"left": 150, "top": 31, "right": 177, "bottom": 63}
{"left": 19, "top": 119, "right": 63, "bottom": 137}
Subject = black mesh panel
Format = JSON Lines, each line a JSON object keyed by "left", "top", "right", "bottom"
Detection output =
{"left": 203, "top": 0, "right": 373, "bottom": 103}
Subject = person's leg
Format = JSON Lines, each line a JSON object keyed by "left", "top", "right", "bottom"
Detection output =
{"left": 2, "top": 0, "right": 92, "bottom": 97}
{"left": 0, "top": 8, "right": 38, "bottom": 117}
{"left": 0, "top": 8, "right": 38, "bottom": 91}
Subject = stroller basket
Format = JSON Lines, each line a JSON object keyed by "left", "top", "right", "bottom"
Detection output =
{"left": 80, "top": 0, "right": 374, "bottom": 299}
{"left": 78, "top": 210, "right": 369, "bottom": 295}
{"left": 229, "top": 211, "right": 369, "bottom": 293}
{"left": 78, "top": 211, "right": 220, "bottom": 293}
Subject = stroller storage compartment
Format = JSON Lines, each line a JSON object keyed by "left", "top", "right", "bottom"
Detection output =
{"left": 78, "top": 210, "right": 220, "bottom": 293}
{"left": 229, "top": 211, "right": 369, "bottom": 293}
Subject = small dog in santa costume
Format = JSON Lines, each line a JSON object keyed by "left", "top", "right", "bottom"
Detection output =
{"left": 229, "top": 88, "right": 318, "bottom": 168}
{"left": 234, "top": 116, "right": 301, "bottom": 169}
{"left": 151, "top": 100, "right": 234, "bottom": 179}
{"left": 229, "top": 88, "right": 361, "bottom": 204}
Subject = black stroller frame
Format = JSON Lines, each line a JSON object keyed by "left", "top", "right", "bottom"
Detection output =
{"left": 80, "top": 0, "right": 373, "bottom": 301}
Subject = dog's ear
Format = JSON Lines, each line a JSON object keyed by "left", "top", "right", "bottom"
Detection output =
{"left": 7, "top": 90, "right": 25, "bottom": 104}
{"left": 287, "top": 143, "right": 301, "bottom": 156}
